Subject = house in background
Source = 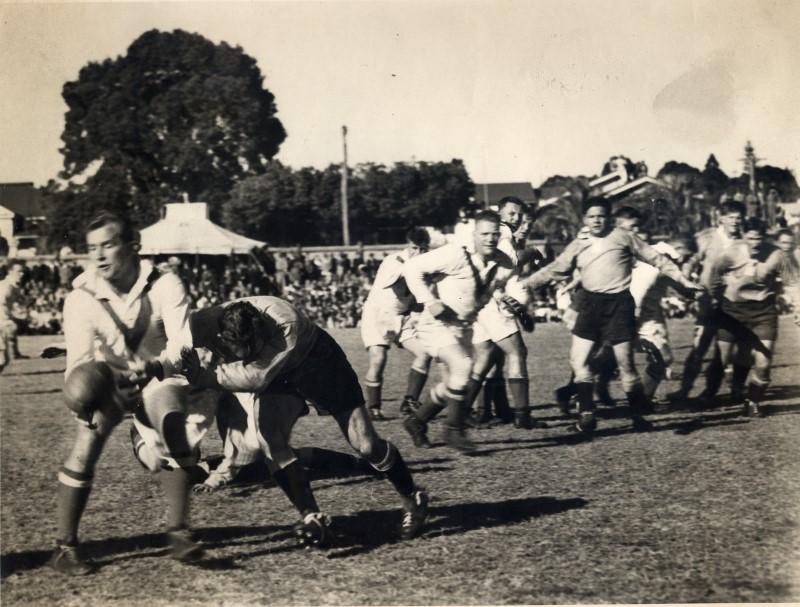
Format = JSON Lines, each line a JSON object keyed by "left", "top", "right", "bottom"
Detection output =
{"left": 0, "top": 183, "right": 46, "bottom": 256}
{"left": 473, "top": 182, "right": 537, "bottom": 208}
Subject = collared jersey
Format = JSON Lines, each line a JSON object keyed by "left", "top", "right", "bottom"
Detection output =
{"left": 710, "top": 242, "right": 799, "bottom": 303}
{"left": 363, "top": 249, "right": 413, "bottom": 315}
{"left": 403, "top": 243, "right": 516, "bottom": 322}
{"left": 191, "top": 296, "right": 319, "bottom": 393}
{"left": 63, "top": 260, "right": 192, "bottom": 377}
{"left": 690, "top": 226, "right": 739, "bottom": 289}
{"left": 525, "top": 228, "right": 684, "bottom": 294}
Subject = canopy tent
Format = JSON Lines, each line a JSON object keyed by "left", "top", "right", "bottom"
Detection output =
{"left": 139, "top": 202, "right": 265, "bottom": 255}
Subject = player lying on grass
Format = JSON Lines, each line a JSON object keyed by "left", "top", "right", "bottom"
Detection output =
{"left": 522, "top": 197, "right": 702, "bottom": 435}
{"left": 52, "top": 212, "right": 218, "bottom": 576}
{"left": 360, "top": 226, "right": 432, "bottom": 421}
{"left": 708, "top": 217, "right": 800, "bottom": 417}
{"left": 180, "top": 296, "right": 429, "bottom": 544}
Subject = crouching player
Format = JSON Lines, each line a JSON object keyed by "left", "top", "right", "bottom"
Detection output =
{"left": 183, "top": 296, "right": 429, "bottom": 543}
{"left": 523, "top": 198, "right": 702, "bottom": 435}
{"left": 51, "top": 212, "right": 216, "bottom": 575}
{"left": 709, "top": 218, "right": 800, "bottom": 417}
{"left": 360, "top": 227, "right": 433, "bottom": 420}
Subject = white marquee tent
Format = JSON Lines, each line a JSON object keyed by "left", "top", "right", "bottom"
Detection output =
{"left": 139, "top": 202, "right": 265, "bottom": 255}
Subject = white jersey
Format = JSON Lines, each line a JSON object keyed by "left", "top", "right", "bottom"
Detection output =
{"left": 363, "top": 249, "right": 413, "bottom": 315}
{"left": 629, "top": 241, "right": 680, "bottom": 323}
{"left": 63, "top": 260, "right": 192, "bottom": 377}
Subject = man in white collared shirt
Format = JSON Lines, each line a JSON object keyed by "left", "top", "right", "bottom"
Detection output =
{"left": 51, "top": 212, "right": 216, "bottom": 576}
{"left": 402, "top": 210, "right": 516, "bottom": 452}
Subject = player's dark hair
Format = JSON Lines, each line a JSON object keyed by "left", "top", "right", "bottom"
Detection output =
{"left": 474, "top": 210, "right": 501, "bottom": 225}
{"left": 498, "top": 196, "right": 524, "bottom": 209}
{"left": 219, "top": 301, "right": 262, "bottom": 347}
{"left": 775, "top": 228, "right": 795, "bottom": 240}
{"left": 742, "top": 217, "right": 767, "bottom": 235}
{"left": 405, "top": 226, "right": 431, "bottom": 247}
{"left": 86, "top": 211, "right": 138, "bottom": 244}
{"left": 582, "top": 196, "right": 611, "bottom": 216}
{"left": 612, "top": 205, "right": 642, "bottom": 220}
{"left": 667, "top": 234, "right": 694, "bottom": 251}
{"left": 719, "top": 200, "right": 746, "bottom": 217}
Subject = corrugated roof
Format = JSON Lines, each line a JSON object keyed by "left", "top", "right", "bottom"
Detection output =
{"left": 0, "top": 183, "right": 46, "bottom": 217}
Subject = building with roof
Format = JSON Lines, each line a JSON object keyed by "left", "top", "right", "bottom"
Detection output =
{"left": 0, "top": 183, "right": 46, "bottom": 256}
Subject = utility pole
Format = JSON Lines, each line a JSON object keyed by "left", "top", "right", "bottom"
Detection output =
{"left": 341, "top": 125, "right": 350, "bottom": 246}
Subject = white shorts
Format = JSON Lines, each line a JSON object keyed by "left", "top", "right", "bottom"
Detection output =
{"left": 360, "top": 302, "right": 405, "bottom": 348}
{"left": 638, "top": 319, "right": 673, "bottom": 366}
{"left": 472, "top": 300, "right": 519, "bottom": 344}
{"left": 414, "top": 311, "right": 473, "bottom": 359}
{"left": 133, "top": 376, "right": 219, "bottom": 471}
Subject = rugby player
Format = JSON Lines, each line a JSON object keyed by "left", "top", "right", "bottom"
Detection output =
{"left": 709, "top": 217, "right": 800, "bottom": 417}
{"left": 523, "top": 197, "right": 702, "bottom": 434}
{"left": 0, "top": 260, "right": 26, "bottom": 372}
{"left": 466, "top": 197, "right": 545, "bottom": 430}
{"left": 401, "top": 210, "right": 517, "bottom": 452}
{"left": 182, "top": 296, "right": 429, "bottom": 543}
{"left": 51, "top": 212, "right": 216, "bottom": 575}
{"left": 360, "top": 227, "right": 432, "bottom": 420}
{"left": 668, "top": 201, "right": 746, "bottom": 406}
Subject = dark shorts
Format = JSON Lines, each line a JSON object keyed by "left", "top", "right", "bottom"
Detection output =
{"left": 273, "top": 328, "right": 365, "bottom": 416}
{"left": 572, "top": 289, "right": 636, "bottom": 346}
{"left": 717, "top": 298, "right": 778, "bottom": 344}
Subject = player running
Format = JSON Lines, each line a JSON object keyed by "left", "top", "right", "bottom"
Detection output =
{"left": 51, "top": 212, "right": 217, "bottom": 575}
{"left": 709, "top": 217, "right": 800, "bottom": 417}
{"left": 360, "top": 227, "right": 432, "bottom": 420}
{"left": 523, "top": 197, "right": 702, "bottom": 435}
{"left": 182, "top": 296, "right": 429, "bottom": 543}
{"left": 401, "top": 210, "right": 517, "bottom": 452}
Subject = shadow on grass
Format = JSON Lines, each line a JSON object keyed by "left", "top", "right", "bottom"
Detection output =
{"left": 326, "top": 495, "right": 588, "bottom": 559}
{"left": 8, "top": 388, "right": 62, "bottom": 395}
{"left": 0, "top": 524, "right": 302, "bottom": 577}
{"left": 2, "top": 368, "right": 64, "bottom": 376}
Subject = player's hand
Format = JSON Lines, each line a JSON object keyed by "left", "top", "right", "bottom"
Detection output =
{"left": 180, "top": 347, "right": 202, "bottom": 383}
{"left": 193, "top": 483, "right": 218, "bottom": 494}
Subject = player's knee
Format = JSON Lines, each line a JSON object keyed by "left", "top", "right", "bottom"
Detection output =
{"left": 749, "top": 365, "right": 770, "bottom": 386}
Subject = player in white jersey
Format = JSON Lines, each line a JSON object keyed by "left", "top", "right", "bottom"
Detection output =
{"left": 466, "top": 197, "right": 546, "bottom": 429}
{"left": 402, "top": 210, "right": 517, "bottom": 453}
{"left": 0, "top": 260, "right": 26, "bottom": 372}
{"left": 360, "top": 227, "right": 432, "bottom": 420}
{"left": 50, "top": 212, "right": 216, "bottom": 576}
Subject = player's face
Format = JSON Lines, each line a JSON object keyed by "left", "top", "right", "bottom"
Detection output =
{"left": 406, "top": 242, "right": 429, "bottom": 258}
{"left": 616, "top": 217, "right": 640, "bottom": 234}
{"left": 6, "top": 264, "right": 24, "bottom": 287}
{"left": 583, "top": 206, "right": 609, "bottom": 236}
{"left": 777, "top": 234, "right": 796, "bottom": 253}
{"left": 473, "top": 219, "right": 500, "bottom": 257}
{"left": 86, "top": 222, "right": 137, "bottom": 285}
{"left": 744, "top": 230, "right": 764, "bottom": 255}
{"left": 671, "top": 242, "right": 691, "bottom": 263}
{"left": 219, "top": 331, "right": 265, "bottom": 362}
{"left": 499, "top": 203, "right": 523, "bottom": 230}
{"left": 719, "top": 211, "right": 743, "bottom": 237}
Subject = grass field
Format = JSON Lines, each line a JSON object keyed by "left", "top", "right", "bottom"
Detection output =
{"left": 2, "top": 318, "right": 800, "bottom": 605}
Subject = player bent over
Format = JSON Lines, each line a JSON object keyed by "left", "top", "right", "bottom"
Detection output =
{"left": 51, "top": 212, "right": 216, "bottom": 575}
{"left": 709, "top": 218, "right": 800, "bottom": 417}
{"left": 0, "top": 260, "right": 28, "bottom": 371}
{"left": 523, "top": 198, "right": 701, "bottom": 435}
{"left": 183, "top": 296, "right": 429, "bottom": 542}
{"left": 360, "top": 227, "right": 432, "bottom": 420}
{"left": 402, "top": 210, "right": 517, "bottom": 452}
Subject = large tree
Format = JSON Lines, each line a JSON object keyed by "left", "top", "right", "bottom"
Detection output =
{"left": 44, "top": 28, "right": 286, "bottom": 250}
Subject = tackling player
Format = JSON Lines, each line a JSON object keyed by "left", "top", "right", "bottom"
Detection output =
{"left": 182, "top": 296, "right": 429, "bottom": 543}
{"left": 51, "top": 212, "right": 217, "bottom": 575}
{"left": 401, "top": 210, "right": 517, "bottom": 452}
{"left": 523, "top": 197, "right": 701, "bottom": 435}
{"left": 360, "top": 227, "right": 432, "bottom": 420}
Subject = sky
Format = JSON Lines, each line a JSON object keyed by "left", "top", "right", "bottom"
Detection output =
{"left": 2, "top": 0, "right": 799, "bottom": 189}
